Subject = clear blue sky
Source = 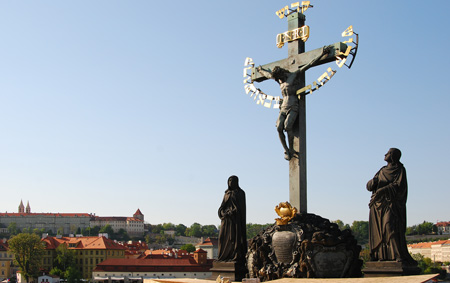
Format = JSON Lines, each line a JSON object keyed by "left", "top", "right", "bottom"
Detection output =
{"left": 1, "top": 1, "right": 449, "bottom": 228}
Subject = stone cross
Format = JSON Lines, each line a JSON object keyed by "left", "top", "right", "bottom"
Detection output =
{"left": 251, "top": 12, "right": 348, "bottom": 213}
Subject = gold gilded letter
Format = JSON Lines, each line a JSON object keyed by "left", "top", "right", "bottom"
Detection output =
{"left": 342, "top": 26, "right": 354, "bottom": 37}
{"left": 317, "top": 71, "right": 330, "bottom": 86}
{"left": 244, "top": 57, "right": 254, "bottom": 66}
{"left": 276, "top": 6, "right": 289, "bottom": 19}
{"left": 296, "top": 84, "right": 312, "bottom": 97}
{"left": 243, "top": 66, "right": 253, "bottom": 78}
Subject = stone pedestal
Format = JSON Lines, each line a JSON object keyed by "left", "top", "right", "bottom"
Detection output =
{"left": 210, "top": 261, "right": 247, "bottom": 282}
{"left": 363, "top": 261, "right": 420, "bottom": 277}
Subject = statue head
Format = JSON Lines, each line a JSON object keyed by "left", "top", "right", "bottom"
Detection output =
{"left": 228, "top": 175, "right": 239, "bottom": 190}
{"left": 272, "top": 66, "right": 287, "bottom": 80}
{"left": 385, "top": 148, "right": 402, "bottom": 164}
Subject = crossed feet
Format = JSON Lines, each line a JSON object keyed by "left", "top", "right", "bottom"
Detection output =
{"left": 284, "top": 150, "right": 298, "bottom": 161}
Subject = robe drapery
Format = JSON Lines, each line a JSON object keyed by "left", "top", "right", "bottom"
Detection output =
{"left": 367, "top": 159, "right": 415, "bottom": 264}
{"left": 217, "top": 175, "right": 247, "bottom": 263}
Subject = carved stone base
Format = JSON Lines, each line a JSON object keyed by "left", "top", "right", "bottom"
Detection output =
{"left": 363, "top": 261, "right": 421, "bottom": 277}
{"left": 210, "top": 261, "right": 247, "bottom": 282}
{"left": 246, "top": 213, "right": 363, "bottom": 281}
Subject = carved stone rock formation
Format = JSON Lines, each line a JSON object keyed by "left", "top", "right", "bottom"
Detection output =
{"left": 246, "top": 213, "right": 362, "bottom": 280}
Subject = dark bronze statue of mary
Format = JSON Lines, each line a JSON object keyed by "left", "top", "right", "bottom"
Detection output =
{"left": 217, "top": 175, "right": 247, "bottom": 263}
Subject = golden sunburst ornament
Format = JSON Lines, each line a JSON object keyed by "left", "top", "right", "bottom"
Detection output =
{"left": 275, "top": 202, "right": 298, "bottom": 225}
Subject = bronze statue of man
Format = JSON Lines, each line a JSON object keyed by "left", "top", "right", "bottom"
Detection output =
{"left": 257, "top": 46, "right": 331, "bottom": 160}
{"left": 366, "top": 148, "right": 416, "bottom": 265}
{"left": 217, "top": 175, "right": 247, "bottom": 263}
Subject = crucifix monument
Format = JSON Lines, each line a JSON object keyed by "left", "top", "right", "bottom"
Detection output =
{"left": 244, "top": 2, "right": 357, "bottom": 214}
{"left": 243, "top": 3, "right": 363, "bottom": 279}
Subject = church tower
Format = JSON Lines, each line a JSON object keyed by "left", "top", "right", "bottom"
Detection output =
{"left": 133, "top": 209, "right": 144, "bottom": 221}
{"left": 26, "top": 201, "right": 31, "bottom": 213}
{"left": 18, "top": 200, "right": 24, "bottom": 213}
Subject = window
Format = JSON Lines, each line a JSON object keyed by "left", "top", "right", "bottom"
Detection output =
{"left": 96, "top": 251, "right": 98, "bottom": 255}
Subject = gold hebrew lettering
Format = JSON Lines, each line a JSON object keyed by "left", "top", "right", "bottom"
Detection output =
{"left": 342, "top": 38, "right": 353, "bottom": 45}
{"left": 311, "top": 81, "right": 318, "bottom": 92}
{"left": 301, "top": 1, "right": 310, "bottom": 13}
{"left": 342, "top": 25, "right": 354, "bottom": 37}
{"left": 336, "top": 56, "right": 347, "bottom": 68}
{"left": 340, "top": 45, "right": 352, "bottom": 57}
{"left": 250, "top": 88, "right": 260, "bottom": 98}
{"left": 276, "top": 6, "right": 289, "bottom": 19}
{"left": 291, "top": 2, "right": 300, "bottom": 12}
{"left": 273, "top": 97, "right": 281, "bottom": 109}
{"left": 244, "top": 57, "right": 254, "bottom": 66}
{"left": 317, "top": 71, "right": 330, "bottom": 86}
{"left": 244, "top": 84, "right": 254, "bottom": 95}
{"left": 264, "top": 95, "right": 274, "bottom": 108}
{"left": 327, "top": 67, "right": 336, "bottom": 79}
{"left": 296, "top": 84, "right": 312, "bottom": 97}
{"left": 256, "top": 93, "right": 266, "bottom": 104}
{"left": 243, "top": 77, "right": 252, "bottom": 84}
{"left": 243, "top": 66, "right": 252, "bottom": 77}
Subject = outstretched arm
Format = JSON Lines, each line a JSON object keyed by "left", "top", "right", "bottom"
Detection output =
{"left": 256, "top": 66, "right": 273, "bottom": 79}
{"left": 297, "top": 45, "right": 331, "bottom": 73}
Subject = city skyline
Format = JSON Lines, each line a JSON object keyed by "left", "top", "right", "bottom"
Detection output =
{"left": 1, "top": 1, "right": 449, "bottom": 228}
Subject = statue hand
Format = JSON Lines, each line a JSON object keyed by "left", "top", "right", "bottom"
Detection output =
{"left": 323, "top": 45, "right": 331, "bottom": 54}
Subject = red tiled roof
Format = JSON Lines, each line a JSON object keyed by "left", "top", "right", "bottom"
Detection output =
{"left": 0, "top": 212, "right": 91, "bottom": 217}
{"left": 134, "top": 209, "right": 143, "bottom": 216}
{"left": 196, "top": 237, "right": 218, "bottom": 247}
{"left": 436, "top": 221, "right": 450, "bottom": 227}
{"left": 42, "top": 236, "right": 126, "bottom": 250}
{"left": 94, "top": 257, "right": 212, "bottom": 273}
{"left": 408, "top": 240, "right": 450, "bottom": 249}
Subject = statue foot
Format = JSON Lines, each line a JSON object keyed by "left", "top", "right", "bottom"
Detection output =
{"left": 284, "top": 152, "right": 291, "bottom": 161}
{"left": 289, "top": 150, "right": 298, "bottom": 159}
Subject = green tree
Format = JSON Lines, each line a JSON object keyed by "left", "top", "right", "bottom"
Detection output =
{"left": 8, "top": 222, "right": 19, "bottom": 235}
{"left": 82, "top": 226, "right": 100, "bottom": 236}
{"left": 246, "top": 223, "right": 272, "bottom": 239}
{"left": 22, "top": 227, "right": 32, "bottom": 234}
{"left": 117, "top": 228, "right": 130, "bottom": 241}
{"left": 155, "top": 234, "right": 167, "bottom": 245}
{"left": 186, "top": 223, "right": 202, "bottom": 237}
{"left": 175, "top": 224, "right": 187, "bottom": 236}
{"left": 150, "top": 224, "right": 163, "bottom": 234}
{"left": 99, "top": 224, "right": 114, "bottom": 235}
{"left": 350, "top": 221, "right": 369, "bottom": 245}
{"left": 180, "top": 244, "right": 196, "bottom": 253}
{"left": 333, "top": 220, "right": 350, "bottom": 231}
{"left": 167, "top": 236, "right": 175, "bottom": 245}
{"left": 54, "top": 244, "right": 76, "bottom": 270}
{"left": 145, "top": 234, "right": 154, "bottom": 244}
{"left": 417, "top": 221, "right": 434, "bottom": 235}
{"left": 162, "top": 223, "right": 175, "bottom": 231}
{"left": 201, "top": 225, "right": 218, "bottom": 237}
{"left": 8, "top": 233, "right": 44, "bottom": 282}
{"left": 65, "top": 266, "right": 82, "bottom": 283}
